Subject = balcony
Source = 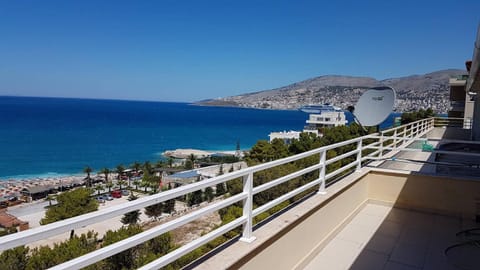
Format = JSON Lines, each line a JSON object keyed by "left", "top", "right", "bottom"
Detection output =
{"left": 1, "top": 118, "right": 479, "bottom": 270}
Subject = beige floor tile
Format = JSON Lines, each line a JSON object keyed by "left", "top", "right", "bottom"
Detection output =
{"left": 348, "top": 250, "right": 388, "bottom": 270}
{"left": 304, "top": 238, "right": 361, "bottom": 270}
{"left": 350, "top": 212, "right": 387, "bottom": 230}
{"left": 361, "top": 204, "right": 392, "bottom": 218}
{"left": 376, "top": 220, "right": 404, "bottom": 238}
{"left": 337, "top": 223, "right": 377, "bottom": 245}
{"left": 390, "top": 242, "right": 428, "bottom": 268}
{"left": 383, "top": 261, "right": 422, "bottom": 270}
{"left": 364, "top": 233, "right": 397, "bottom": 255}
{"left": 398, "top": 226, "right": 431, "bottom": 247}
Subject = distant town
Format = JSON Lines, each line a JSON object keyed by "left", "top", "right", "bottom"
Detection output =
{"left": 198, "top": 69, "right": 465, "bottom": 114}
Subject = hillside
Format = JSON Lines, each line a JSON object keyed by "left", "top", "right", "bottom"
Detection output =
{"left": 197, "top": 69, "right": 466, "bottom": 113}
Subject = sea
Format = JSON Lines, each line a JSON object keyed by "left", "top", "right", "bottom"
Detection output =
{"left": 0, "top": 96, "right": 399, "bottom": 179}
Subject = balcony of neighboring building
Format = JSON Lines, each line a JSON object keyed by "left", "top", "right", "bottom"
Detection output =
{"left": 449, "top": 81, "right": 466, "bottom": 102}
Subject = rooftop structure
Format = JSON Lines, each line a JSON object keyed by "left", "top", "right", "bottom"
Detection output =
{"left": 0, "top": 209, "right": 28, "bottom": 232}
{"left": 268, "top": 130, "right": 301, "bottom": 144}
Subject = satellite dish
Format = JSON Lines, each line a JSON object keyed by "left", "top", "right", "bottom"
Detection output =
{"left": 350, "top": 86, "right": 396, "bottom": 127}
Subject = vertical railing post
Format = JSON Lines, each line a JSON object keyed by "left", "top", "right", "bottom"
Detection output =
{"left": 318, "top": 150, "right": 326, "bottom": 195}
{"left": 393, "top": 129, "right": 397, "bottom": 150}
{"left": 379, "top": 132, "right": 384, "bottom": 158}
{"left": 240, "top": 172, "right": 256, "bottom": 243}
{"left": 356, "top": 138, "right": 362, "bottom": 171}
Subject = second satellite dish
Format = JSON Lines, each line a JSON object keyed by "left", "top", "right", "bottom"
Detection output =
{"left": 351, "top": 86, "right": 396, "bottom": 127}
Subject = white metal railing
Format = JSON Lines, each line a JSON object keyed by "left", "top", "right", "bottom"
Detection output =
{"left": 0, "top": 117, "right": 436, "bottom": 269}
{"left": 434, "top": 116, "right": 473, "bottom": 129}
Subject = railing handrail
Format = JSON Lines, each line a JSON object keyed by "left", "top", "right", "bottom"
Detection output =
{"left": 0, "top": 117, "right": 438, "bottom": 269}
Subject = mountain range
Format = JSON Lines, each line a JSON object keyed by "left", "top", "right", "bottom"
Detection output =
{"left": 196, "top": 69, "right": 466, "bottom": 113}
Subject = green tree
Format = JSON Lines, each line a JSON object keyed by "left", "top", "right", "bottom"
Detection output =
{"left": 83, "top": 166, "right": 93, "bottom": 187}
{"left": 102, "top": 225, "right": 143, "bottom": 270}
{"left": 226, "top": 178, "right": 242, "bottom": 196}
{"left": 143, "top": 161, "right": 153, "bottom": 175}
{"left": 140, "top": 180, "right": 149, "bottom": 193}
{"left": 118, "top": 180, "right": 127, "bottom": 190}
{"left": 45, "top": 194, "right": 56, "bottom": 207}
{"left": 145, "top": 202, "right": 164, "bottom": 221}
{"left": 133, "top": 180, "right": 140, "bottom": 191}
{"left": 116, "top": 164, "right": 125, "bottom": 180}
{"left": 216, "top": 182, "right": 226, "bottom": 196}
{"left": 218, "top": 164, "right": 224, "bottom": 175}
{"left": 106, "top": 182, "right": 114, "bottom": 193}
{"left": 99, "top": 167, "right": 110, "bottom": 183}
{"left": 121, "top": 193, "right": 141, "bottom": 225}
{"left": 188, "top": 189, "right": 203, "bottom": 206}
{"left": 94, "top": 184, "right": 103, "bottom": 196}
{"left": 40, "top": 188, "right": 98, "bottom": 225}
{"left": 188, "top": 179, "right": 203, "bottom": 207}
{"left": 188, "top": 154, "right": 196, "bottom": 168}
{"left": 163, "top": 198, "right": 175, "bottom": 214}
{"left": 131, "top": 161, "right": 141, "bottom": 174}
{"left": 154, "top": 160, "right": 165, "bottom": 169}
{"left": 247, "top": 140, "right": 274, "bottom": 163}
{"left": 0, "top": 246, "right": 29, "bottom": 270}
{"left": 26, "top": 231, "right": 97, "bottom": 270}
{"left": 167, "top": 157, "right": 174, "bottom": 168}
{"left": 205, "top": 187, "right": 214, "bottom": 202}
{"left": 147, "top": 232, "right": 173, "bottom": 255}
{"left": 401, "top": 108, "right": 435, "bottom": 124}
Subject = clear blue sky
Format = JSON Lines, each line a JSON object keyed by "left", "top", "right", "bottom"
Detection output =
{"left": 1, "top": 0, "right": 479, "bottom": 102}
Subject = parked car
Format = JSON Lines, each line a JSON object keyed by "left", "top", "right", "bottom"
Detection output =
{"left": 121, "top": 190, "right": 129, "bottom": 196}
{"left": 96, "top": 196, "right": 105, "bottom": 203}
{"left": 111, "top": 190, "right": 122, "bottom": 198}
{"left": 104, "top": 194, "right": 114, "bottom": 201}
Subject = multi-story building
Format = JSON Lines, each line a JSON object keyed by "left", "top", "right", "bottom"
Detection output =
{"left": 449, "top": 74, "right": 474, "bottom": 128}
{"left": 303, "top": 111, "right": 347, "bottom": 136}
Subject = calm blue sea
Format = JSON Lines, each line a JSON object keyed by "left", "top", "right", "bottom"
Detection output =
{"left": 0, "top": 96, "right": 398, "bottom": 179}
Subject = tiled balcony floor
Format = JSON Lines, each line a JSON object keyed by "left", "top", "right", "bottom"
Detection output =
{"left": 303, "top": 203, "right": 478, "bottom": 270}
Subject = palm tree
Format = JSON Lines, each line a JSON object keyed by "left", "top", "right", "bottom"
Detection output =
{"left": 168, "top": 158, "right": 174, "bottom": 168}
{"left": 94, "top": 184, "right": 103, "bottom": 195}
{"left": 188, "top": 154, "right": 196, "bottom": 168}
{"left": 140, "top": 180, "right": 149, "bottom": 193}
{"left": 143, "top": 161, "right": 153, "bottom": 175}
{"left": 45, "top": 194, "right": 56, "bottom": 207}
{"left": 118, "top": 180, "right": 127, "bottom": 190}
{"left": 132, "top": 161, "right": 141, "bottom": 174}
{"left": 83, "top": 166, "right": 93, "bottom": 187}
{"left": 133, "top": 180, "right": 140, "bottom": 191}
{"left": 115, "top": 164, "right": 125, "bottom": 180}
{"left": 106, "top": 182, "right": 114, "bottom": 193}
{"left": 155, "top": 160, "right": 164, "bottom": 169}
{"left": 149, "top": 182, "right": 158, "bottom": 194}
{"left": 99, "top": 168, "right": 111, "bottom": 183}
{"left": 121, "top": 193, "right": 140, "bottom": 225}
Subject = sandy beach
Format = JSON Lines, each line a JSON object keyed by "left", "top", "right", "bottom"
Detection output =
{"left": 162, "top": 148, "right": 240, "bottom": 159}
